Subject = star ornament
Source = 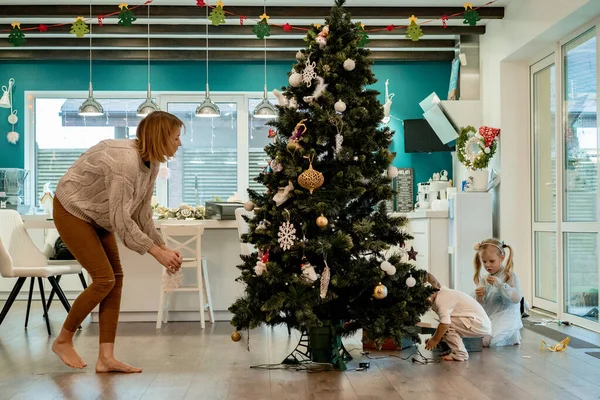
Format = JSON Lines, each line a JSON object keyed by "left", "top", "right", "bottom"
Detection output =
{"left": 259, "top": 13, "right": 270, "bottom": 22}
{"left": 408, "top": 15, "right": 418, "bottom": 23}
{"left": 282, "top": 23, "right": 292, "bottom": 32}
{"left": 216, "top": 0, "right": 224, "bottom": 8}
{"left": 360, "top": 22, "right": 365, "bottom": 30}
{"left": 386, "top": 24, "right": 394, "bottom": 32}
{"left": 11, "top": 21, "right": 20, "bottom": 28}
{"left": 196, "top": 0, "right": 206, "bottom": 6}
{"left": 38, "top": 24, "right": 48, "bottom": 32}
{"left": 118, "top": 2, "right": 128, "bottom": 10}
{"left": 407, "top": 246, "right": 418, "bottom": 261}
{"left": 464, "top": 2, "right": 473, "bottom": 9}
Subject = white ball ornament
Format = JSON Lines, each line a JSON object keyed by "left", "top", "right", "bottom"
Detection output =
{"left": 380, "top": 260, "right": 396, "bottom": 276}
{"left": 296, "top": 51, "right": 305, "bottom": 61}
{"left": 406, "top": 274, "right": 416, "bottom": 288}
{"left": 343, "top": 59, "right": 356, "bottom": 71}
{"left": 484, "top": 147, "right": 491, "bottom": 154}
{"left": 334, "top": 100, "right": 346, "bottom": 113}
{"left": 244, "top": 201, "right": 255, "bottom": 211}
{"left": 387, "top": 166, "right": 398, "bottom": 178}
{"left": 289, "top": 72, "right": 303, "bottom": 87}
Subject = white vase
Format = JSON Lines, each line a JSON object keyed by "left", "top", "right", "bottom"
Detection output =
{"left": 469, "top": 169, "right": 489, "bottom": 191}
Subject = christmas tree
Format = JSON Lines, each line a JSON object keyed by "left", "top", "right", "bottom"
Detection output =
{"left": 8, "top": 23, "right": 26, "bottom": 47}
{"left": 229, "top": 0, "right": 433, "bottom": 365}
{"left": 70, "top": 17, "right": 89, "bottom": 38}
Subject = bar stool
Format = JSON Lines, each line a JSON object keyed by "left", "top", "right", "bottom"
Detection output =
{"left": 156, "top": 224, "right": 214, "bottom": 329}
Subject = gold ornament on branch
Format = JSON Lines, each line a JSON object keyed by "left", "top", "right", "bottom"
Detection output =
{"left": 298, "top": 155, "right": 324, "bottom": 194}
{"left": 373, "top": 282, "right": 388, "bottom": 299}
{"left": 231, "top": 331, "right": 242, "bottom": 342}
{"left": 316, "top": 214, "right": 328, "bottom": 228}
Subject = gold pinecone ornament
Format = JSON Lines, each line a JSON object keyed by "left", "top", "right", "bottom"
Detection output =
{"left": 298, "top": 155, "right": 324, "bottom": 194}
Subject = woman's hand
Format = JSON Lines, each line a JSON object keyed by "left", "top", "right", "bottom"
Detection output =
{"left": 475, "top": 287, "right": 485, "bottom": 302}
{"left": 150, "top": 245, "right": 183, "bottom": 273}
{"left": 425, "top": 337, "right": 439, "bottom": 351}
{"left": 160, "top": 243, "right": 182, "bottom": 260}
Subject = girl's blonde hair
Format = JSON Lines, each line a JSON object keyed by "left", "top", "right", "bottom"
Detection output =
{"left": 473, "top": 238, "right": 514, "bottom": 285}
{"left": 136, "top": 111, "right": 185, "bottom": 163}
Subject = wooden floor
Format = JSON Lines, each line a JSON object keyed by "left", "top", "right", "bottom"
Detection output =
{"left": 1, "top": 302, "right": 600, "bottom": 400}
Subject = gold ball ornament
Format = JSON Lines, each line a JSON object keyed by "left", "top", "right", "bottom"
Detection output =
{"left": 373, "top": 282, "right": 388, "bottom": 300}
{"left": 298, "top": 158, "right": 324, "bottom": 195}
{"left": 231, "top": 331, "right": 242, "bottom": 342}
{"left": 316, "top": 214, "right": 328, "bottom": 228}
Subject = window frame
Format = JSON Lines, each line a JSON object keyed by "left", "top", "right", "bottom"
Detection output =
{"left": 24, "top": 90, "right": 274, "bottom": 210}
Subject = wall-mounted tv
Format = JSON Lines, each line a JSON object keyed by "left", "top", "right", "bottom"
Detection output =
{"left": 403, "top": 119, "right": 455, "bottom": 153}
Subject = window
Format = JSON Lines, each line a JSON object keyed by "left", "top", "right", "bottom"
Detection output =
{"left": 248, "top": 98, "right": 274, "bottom": 194}
{"left": 33, "top": 97, "right": 144, "bottom": 203}
{"left": 564, "top": 232, "right": 598, "bottom": 322}
{"left": 563, "top": 29, "right": 597, "bottom": 222}
{"left": 165, "top": 101, "right": 238, "bottom": 207}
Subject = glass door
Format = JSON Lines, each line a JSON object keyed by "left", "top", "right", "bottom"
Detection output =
{"left": 531, "top": 54, "right": 558, "bottom": 312}
{"left": 561, "top": 28, "right": 599, "bottom": 327}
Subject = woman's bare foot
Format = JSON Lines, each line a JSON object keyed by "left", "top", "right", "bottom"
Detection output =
{"left": 95, "top": 357, "right": 142, "bottom": 373}
{"left": 52, "top": 328, "right": 87, "bottom": 369}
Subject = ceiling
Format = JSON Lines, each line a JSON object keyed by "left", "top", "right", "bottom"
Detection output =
{"left": 0, "top": 1, "right": 508, "bottom": 61}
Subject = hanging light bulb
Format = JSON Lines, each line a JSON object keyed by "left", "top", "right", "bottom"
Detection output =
{"left": 253, "top": 0, "right": 277, "bottom": 120}
{"left": 196, "top": 5, "right": 220, "bottom": 118}
{"left": 137, "top": 1, "right": 160, "bottom": 117}
{"left": 79, "top": 0, "right": 104, "bottom": 117}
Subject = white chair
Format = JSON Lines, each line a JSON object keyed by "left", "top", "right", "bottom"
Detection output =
{"left": 0, "top": 210, "right": 82, "bottom": 335}
{"left": 234, "top": 208, "right": 255, "bottom": 256}
{"left": 156, "top": 224, "right": 214, "bottom": 329}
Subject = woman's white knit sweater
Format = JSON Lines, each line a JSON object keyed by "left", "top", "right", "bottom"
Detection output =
{"left": 55, "top": 139, "right": 164, "bottom": 255}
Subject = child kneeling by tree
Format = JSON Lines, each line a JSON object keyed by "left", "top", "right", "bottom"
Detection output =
{"left": 424, "top": 273, "right": 492, "bottom": 361}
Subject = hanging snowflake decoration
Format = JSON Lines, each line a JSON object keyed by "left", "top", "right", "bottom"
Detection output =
{"left": 302, "top": 55, "right": 317, "bottom": 87}
{"left": 162, "top": 270, "right": 184, "bottom": 292}
{"left": 278, "top": 221, "right": 297, "bottom": 251}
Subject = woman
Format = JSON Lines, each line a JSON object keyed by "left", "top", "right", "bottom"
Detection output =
{"left": 51, "top": 111, "right": 184, "bottom": 373}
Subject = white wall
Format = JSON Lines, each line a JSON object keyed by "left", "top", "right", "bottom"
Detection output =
{"left": 480, "top": 0, "right": 599, "bottom": 302}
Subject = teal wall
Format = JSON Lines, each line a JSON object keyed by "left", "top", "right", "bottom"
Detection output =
{"left": 0, "top": 60, "right": 452, "bottom": 193}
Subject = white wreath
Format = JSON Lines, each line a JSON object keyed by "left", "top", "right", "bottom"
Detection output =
{"left": 464, "top": 136, "right": 483, "bottom": 164}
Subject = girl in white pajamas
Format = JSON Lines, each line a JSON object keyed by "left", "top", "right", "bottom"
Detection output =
{"left": 473, "top": 238, "right": 523, "bottom": 347}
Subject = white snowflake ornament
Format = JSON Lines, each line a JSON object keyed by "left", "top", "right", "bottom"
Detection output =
{"left": 302, "top": 55, "right": 317, "bottom": 87}
{"left": 278, "top": 221, "right": 297, "bottom": 251}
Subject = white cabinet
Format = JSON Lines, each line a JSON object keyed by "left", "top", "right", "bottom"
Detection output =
{"left": 396, "top": 210, "right": 450, "bottom": 287}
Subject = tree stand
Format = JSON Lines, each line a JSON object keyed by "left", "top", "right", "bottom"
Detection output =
{"left": 282, "top": 321, "right": 353, "bottom": 370}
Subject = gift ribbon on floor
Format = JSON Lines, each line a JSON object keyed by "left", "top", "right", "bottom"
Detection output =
{"left": 541, "top": 337, "right": 570, "bottom": 352}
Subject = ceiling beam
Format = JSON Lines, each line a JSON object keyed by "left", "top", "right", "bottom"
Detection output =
{"left": 38, "top": 24, "right": 485, "bottom": 36}
{"left": 0, "top": 37, "right": 456, "bottom": 49}
{"left": 0, "top": 5, "right": 504, "bottom": 20}
{"left": 0, "top": 49, "right": 456, "bottom": 61}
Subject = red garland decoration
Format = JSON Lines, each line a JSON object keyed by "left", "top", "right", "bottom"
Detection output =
{"left": 98, "top": 15, "right": 105, "bottom": 26}
{"left": 479, "top": 126, "right": 501, "bottom": 147}
{"left": 441, "top": 14, "right": 449, "bottom": 28}
{"left": 282, "top": 22, "right": 292, "bottom": 32}
{"left": 196, "top": 0, "right": 206, "bottom": 6}
{"left": 38, "top": 24, "right": 48, "bottom": 32}
{"left": 386, "top": 24, "right": 394, "bottom": 32}
{"left": 240, "top": 15, "right": 247, "bottom": 25}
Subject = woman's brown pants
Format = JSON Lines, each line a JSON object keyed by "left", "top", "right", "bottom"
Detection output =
{"left": 53, "top": 197, "right": 123, "bottom": 343}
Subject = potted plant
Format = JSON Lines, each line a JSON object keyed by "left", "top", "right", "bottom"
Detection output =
{"left": 456, "top": 126, "right": 500, "bottom": 191}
